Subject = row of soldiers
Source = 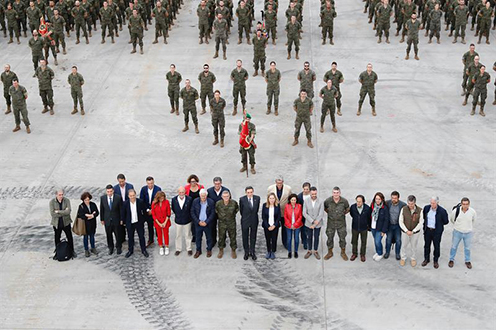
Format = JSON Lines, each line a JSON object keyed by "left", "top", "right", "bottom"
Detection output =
{"left": 366, "top": 0, "right": 495, "bottom": 45}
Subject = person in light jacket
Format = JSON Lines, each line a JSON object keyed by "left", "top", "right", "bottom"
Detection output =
{"left": 302, "top": 187, "right": 325, "bottom": 260}
{"left": 448, "top": 197, "right": 476, "bottom": 269}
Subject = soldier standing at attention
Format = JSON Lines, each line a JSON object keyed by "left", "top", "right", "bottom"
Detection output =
{"left": 319, "top": 80, "right": 338, "bottom": 133}
{"left": 230, "top": 59, "right": 248, "bottom": 116}
{"left": 72, "top": 1, "right": 89, "bottom": 44}
{"left": 297, "top": 62, "right": 316, "bottom": 99}
{"left": 152, "top": 1, "right": 168, "bottom": 44}
{"left": 198, "top": 64, "right": 216, "bottom": 115}
{"left": 26, "top": 1, "right": 41, "bottom": 33}
{"left": 68, "top": 66, "right": 85, "bottom": 115}
{"left": 265, "top": 61, "right": 281, "bottom": 116}
{"left": 470, "top": 65, "right": 490, "bottom": 117}
{"left": 236, "top": 0, "right": 250, "bottom": 44}
{"left": 51, "top": 9, "right": 67, "bottom": 54}
{"left": 212, "top": 13, "right": 228, "bottom": 60}
{"left": 129, "top": 9, "right": 144, "bottom": 54}
{"left": 320, "top": 1, "right": 336, "bottom": 45}
{"left": 166, "top": 64, "right": 182, "bottom": 115}
{"left": 28, "top": 30, "right": 44, "bottom": 75}
{"left": 180, "top": 79, "right": 200, "bottom": 134}
{"left": 9, "top": 79, "right": 30, "bottom": 134}
{"left": 286, "top": 15, "right": 300, "bottom": 59}
{"left": 399, "top": 0, "right": 415, "bottom": 42}
{"left": 197, "top": 0, "right": 209, "bottom": 44}
{"left": 453, "top": 0, "right": 468, "bottom": 44}
{"left": 323, "top": 61, "right": 344, "bottom": 115}
{"left": 357, "top": 63, "right": 378, "bottom": 116}
{"left": 252, "top": 29, "right": 267, "bottom": 77}
{"left": 376, "top": 0, "right": 392, "bottom": 44}
{"left": 292, "top": 89, "right": 314, "bottom": 148}
{"left": 1, "top": 65, "right": 18, "bottom": 115}
{"left": 210, "top": 90, "right": 226, "bottom": 147}
{"left": 100, "top": 1, "right": 115, "bottom": 43}
{"left": 238, "top": 113, "right": 256, "bottom": 174}
{"left": 36, "top": 59, "right": 55, "bottom": 115}
{"left": 428, "top": 3, "right": 442, "bottom": 44}
{"left": 5, "top": 3, "right": 20, "bottom": 44}
{"left": 215, "top": 190, "right": 239, "bottom": 259}
{"left": 477, "top": 1, "right": 492, "bottom": 45}
{"left": 461, "top": 44, "right": 478, "bottom": 96}
{"left": 405, "top": 13, "right": 420, "bottom": 60}
{"left": 463, "top": 55, "right": 483, "bottom": 106}
{"left": 265, "top": 4, "right": 277, "bottom": 45}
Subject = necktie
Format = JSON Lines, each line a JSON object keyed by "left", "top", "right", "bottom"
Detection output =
{"left": 109, "top": 197, "right": 113, "bottom": 209}
{"left": 249, "top": 198, "right": 253, "bottom": 208}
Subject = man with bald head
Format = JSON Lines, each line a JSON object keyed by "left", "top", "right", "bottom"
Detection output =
{"left": 171, "top": 186, "right": 193, "bottom": 256}
{"left": 1, "top": 64, "right": 18, "bottom": 114}
{"left": 422, "top": 196, "right": 449, "bottom": 269}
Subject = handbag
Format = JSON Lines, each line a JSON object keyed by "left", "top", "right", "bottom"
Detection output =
{"left": 72, "top": 206, "right": 87, "bottom": 236}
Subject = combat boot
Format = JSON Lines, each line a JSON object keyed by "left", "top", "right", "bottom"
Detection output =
{"left": 247, "top": 37, "right": 251, "bottom": 44}
{"left": 42, "top": 107, "right": 49, "bottom": 114}
{"left": 329, "top": 38, "right": 334, "bottom": 45}
{"left": 341, "top": 248, "right": 348, "bottom": 261}
{"left": 5, "top": 105, "right": 11, "bottom": 114}
{"left": 101, "top": 37, "right": 105, "bottom": 44}
{"left": 253, "top": 70, "right": 258, "bottom": 77}
{"left": 320, "top": 125, "right": 324, "bottom": 133}
{"left": 8, "top": 37, "right": 13, "bottom": 44}
{"left": 414, "top": 53, "right": 419, "bottom": 60}
{"left": 111, "top": 36, "right": 115, "bottom": 43}
{"left": 54, "top": 58, "right": 58, "bottom": 66}
{"left": 26, "top": 125, "right": 31, "bottom": 134}
{"left": 194, "top": 124, "right": 199, "bottom": 134}
{"left": 399, "top": 36, "right": 404, "bottom": 43}
{"left": 448, "top": 31, "right": 453, "bottom": 37}
{"left": 470, "top": 105, "right": 475, "bottom": 115}
{"left": 357, "top": 105, "right": 362, "bottom": 116}
{"left": 164, "top": 38, "right": 168, "bottom": 44}
{"left": 493, "top": 100, "right": 496, "bottom": 105}
{"left": 170, "top": 107, "right": 175, "bottom": 114}
{"left": 274, "top": 106, "right": 278, "bottom": 116}
{"left": 49, "top": 106, "right": 54, "bottom": 115}
{"left": 437, "top": 37, "right": 440, "bottom": 44}
{"left": 217, "top": 248, "right": 223, "bottom": 259}
{"left": 63, "top": 48, "right": 67, "bottom": 54}
{"left": 12, "top": 125, "right": 20, "bottom": 132}
{"left": 239, "top": 164, "right": 247, "bottom": 172}
{"left": 425, "top": 31, "right": 428, "bottom": 37}
{"left": 272, "top": 39, "right": 276, "bottom": 45}
{"left": 261, "top": 70, "right": 265, "bottom": 76}
{"left": 71, "top": 108, "right": 78, "bottom": 115}
{"left": 223, "top": 51, "right": 227, "bottom": 60}
{"left": 16, "top": 36, "right": 20, "bottom": 44}
{"left": 461, "top": 37, "right": 466, "bottom": 44}
{"left": 372, "top": 107, "right": 377, "bottom": 116}
{"left": 200, "top": 108, "right": 206, "bottom": 115}
{"left": 115, "top": 31, "right": 119, "bottom": 37}
{"left": 292, "top": 137, "right": 298, "bottom": 146}
{"left": 386, "top": 37, "right": 390, "bottom": 43}
{"left": 250, "top": 165, "right": 256, "bottom": 174}
{"left": 80, "top": 107, "right": 85, "bottom": 115}
{"left": 452, "top": 36, "right": 457, "bottom": 43}
{"left": 199, "top": 37, "right": 203, "bottom": 44}
{"left": 153, "top": 38, "right": 158, "bottom": 44}
{"left": 89, "top": 31, "right": 92, "bottom": 37}
{"left": 212, "top": 136, "right": 219, "bottom": 145}
{"left": 85, "top": 37, "right": 89, "bottom": 44}
{"left": 213, "top": 50, "right": 218, "bottom": 58}
{"left": 175, "top": 108, "right": 179, "bottom": 115}
{"left": 332, "top": 125, "right": 337, "bottom": 133}
{"left": 182, "top": 123, "right": 189, "bottom": 132}
{"left": 324, "top": 249, "right": 333, "bottom": 260}
{"left": 76, "top": 37, "right": 80, "bottom": 44}
{"left": 232, "top": 106, "right": 237, "bottom": 116}
{"left": 205, "top": 37, "right": 209, "bottom": 44}
{"left": 479, "top": 106, "right": 485, "bottom": 117}
{"left": 377, "top": 36, "right": 381, "bottom": 43}
{"left": 295, "top": 51, "right": 299, "bottom": 59}
{"left": 486, "top": 37, "right": 490, "bottom": 45}
{"left": 463, "top": 96, "right": 468, "bottom": 106}
{"left": 266, "top": 106, "right": 271, "bottom": 115}
{"left": 337, "top": 108, "right": 342, "bottom": 116}
{"left": 231, "top": 248, "right": 237, "bottom": 259}
{"left": 307, "top": 139, "right": 314, "bottom": 148}
{"left": 220, "top": 138, "right": 224, "bottom": 148}
{"left": 140, "top": 46, "right": 143, "bottom": 54}
{"left": 128, "top": 38, "right": 132, "bottom": 44}
{"left": 322, "top": 37, "right": 326, "bottom": 45}
{"left": 405, "top": 53, "right": 410, "bottom": 60}
{"left": 238, "top": 37, "right": 242, "bottom": 44}
{"left": 287, "top": 50, "right": 291, "bottom": 59}
{"left": 131, "top": 46, "right": 136, "bottom": 54}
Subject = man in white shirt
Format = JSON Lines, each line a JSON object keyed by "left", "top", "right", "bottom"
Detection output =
{"left": 398, "top": 195, "right": 424, "bottom": 267}
{"left": 139, "top": 176, "right": 162, "bottom": 247}
{"left": 123, "top": 189, "right": 149, "bottom": 258}
{"left": 449, "top": 197, "right": 476, "bottom": 269}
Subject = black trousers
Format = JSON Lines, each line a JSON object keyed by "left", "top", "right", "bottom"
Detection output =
{"left": 424, "top": 229, "right": 442, "bottom": 262}
{"left": 279, "top": 216, "right": 287, "bottom": 250}
{"left": 211, "top": 216, "right": 218, "bottom": 247}
{"left": 53, "top": 220, "right": 74, "bottom": 253}
{"left": 145, "top": 214, "right": 155, "bottom": 243}
{"left": 263, "top": 227, "right": 278, "bottom": 253}
{"left": 127, "top": 222, "right": 146, "bottom": 253}
{"left": 105, "top": 222, "right": 123, "bottom": 250}
{"left": 242, "top": 220, "right": 258, "bottom": 254}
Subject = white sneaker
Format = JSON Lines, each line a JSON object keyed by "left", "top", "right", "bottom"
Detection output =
{"left": 165, "top": 247, "right": 170, "bottom": 256}
{"left": 375, "top": 254, "right": 383, "bottom": 261}
{"left": 373, "top": 253, "right": 378, "bottom": 261}
{"left": 159, "top": 247, "right": 164, "bottom": 256}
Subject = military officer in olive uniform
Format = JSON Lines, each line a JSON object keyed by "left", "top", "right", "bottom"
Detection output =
{"left": 319, "top": 80, "right": 339, "bottom": 133}
{"left": 265, "top": 61, "right": 281, "bottom": 115}
{"left": 471, "top": 65, "right": 490, "bottom": 116}
{"left": 129, "top": 9, "right": 144, "bottom": 54}
{"left": 198, "top": 64, "right": 216, "bottom": 115}
{"left": 238, "top": 113, "right": 256, "bottom": 174}
{"left": 323, "top": 61, "right": 344, "bottom": 115}
{"left": 463, "top": 55, "right": 483, "bottom": 106}
{"left": 357, "top": 63, "right": 378, "bottom": 116}
{"left": 230, "top": 59, "right": 248, "bottom": 116}
{"left": 51, "top": 9, "right": 67, "bottom": 54}
{"left": 292, "top": 89, "right": 314, "bottom": 148}
{"left": 35, "top": 59, "right": 55, "bottom": 115}
{"left": 236, "top": 0, "right": 250, "bottom": 44}
{"left": 405, "top": 13, "right": 421, "bottom": 60}
{"left": 320, "top": 1, "right": 337, "bottom": 45}
{"left": 166, "top": 64, "right": 182, "bottom": 114}
{"left": 376, "top": 0, "right": 392, "bottom": 43}
{"left": 197, "top": 0, "right": 210, "bottom": 44}
{"left": 215, "top": 190, "right": 239, "bottom": 258}
{"left": 5, "top": 3, "right": 20, "bottom": 44}
{"left": 1, "top": 65, "right": 19, "bottom": 115}
{"left": 453, "top": 0, "right": 468, "bottom": 44}
{"left": 28, "top": 30, "right": 45, "bottom": 73}
{"left": 72, "top": 1, "right": 89, "bottom": 44}
{"left": 428, "top": 3, "right": 442, "bottom": 44}
{"left": 297, "top": 62, "right": 316, "bottom": 99}
{"left": 461, "top": 44, "right": 478, "bottom": 96}
{"left": 26, "top": 1, "right": 42, "bottom": 33}
{"left": 252, "top": 29, "right": 267, "bottom": 77}
{"left": 212, "top": 13, "right": 228, "bottom": 60}
{"left": 9, "top": 79, "right": 31, "bottom": 134}
{"left": 180, "top": 79, "right": 200, "bottom": 134}
{"left": 286, "top": 15, "right": 301, "bottom": 59}
{"left": 477, "top": 1, "right": 492, "bottom": 45}
{"left": 68, "top": 66, "right": 85, "bottom": 115}
{"left": 152, "top": 1, "right": 168, "bottom": 44}
{"left": 265, "top": 4, "right": 277, "bottom": 44}
{"left": 100, "top": 1, "right": 115, "bottom": 43}
{"left": 210, "top": 90, "right": 226, "bottom": 147}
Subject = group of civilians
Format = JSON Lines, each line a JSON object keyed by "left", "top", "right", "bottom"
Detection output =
{"left": 49, "top": 174, "right": 476, "bottom": 269}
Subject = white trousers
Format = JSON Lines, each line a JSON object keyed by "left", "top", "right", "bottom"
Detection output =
{"left": 400, "top": 232, "right": 419, "bottom": 261}
{"left": 175, "top": 222, "right": 192, "bottom": 252}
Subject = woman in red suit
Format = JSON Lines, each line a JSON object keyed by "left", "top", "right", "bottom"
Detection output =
{"left": 284, "top": 194, "right": 303, "bottom": 259}
{"left": 152, "top": 191, "right": 171, "bottom": 256}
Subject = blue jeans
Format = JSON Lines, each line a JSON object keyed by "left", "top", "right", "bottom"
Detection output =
{"left": 449, "top": 230, "right": 472, "bottom": 262}
{"left": 307, "top": 227, "right": 321, "bottom": 251}
{"left": 286, "top": 227, "right": 300, "bottom": 253}
{"left": 386, "top": 224, "right": 402, "bottom": 256}
{"left": 371, "top": 229, "right": 384, "bottom": 256}
{"left": 83, "top": 234, "right": 95, "bottom": 250}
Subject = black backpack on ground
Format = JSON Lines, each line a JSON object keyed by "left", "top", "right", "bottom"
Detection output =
{"left": 56, "top": 239, "right": 72, "bottom": 262}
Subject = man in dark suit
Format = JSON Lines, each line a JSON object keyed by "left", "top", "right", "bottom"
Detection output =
{"left": 139, "top": 176, "right": 162, "bottom": 247}
{"left": 239, "top": 186, "right": 261, "bottom": 261}
{"left": 207, "top": 176, "right": 230, "bottom": 247}
{"left": 171, "top": 186, "right": 193, "bottom": 256}
{"left": 190, "top": 189, "right": 215, "bottom": 258}
{"left": 422, "top": 196, "right": 449, "bottom": 269}
{"left": 123, "top": 189, "right": 149, "bottom": 258}
{"left": 114, "top": 173, "right": 134, "bottom": 242}
{"left": 100, "top": 184, "right": 124, "bottom": 255}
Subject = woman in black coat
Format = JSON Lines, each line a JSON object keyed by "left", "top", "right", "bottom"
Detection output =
{"left": 78, "top": 192, "right": 100, "bottom": 257}
{"left": 261, "top": 192, "right": 281, "bottom": 259}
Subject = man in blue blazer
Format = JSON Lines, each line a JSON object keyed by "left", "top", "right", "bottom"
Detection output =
{"left": 207, "top": 176, "right": 230, "bottom": 247}
{"left": 171, "top": 187, "right": 193, "bottom": 256}
{"left": 123, "top": 189, "right": 149, "bottom": 258}
{"left": 422, "top": 197, "right": 449, "bottom": 269}
{"left": 190, "top": 189, "right": 215, "bottom": 258}
{"left": 139, "top": 176, "right": 162, "bottom": 246}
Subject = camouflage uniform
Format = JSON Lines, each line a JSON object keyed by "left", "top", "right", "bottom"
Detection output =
{"left": 293, "top": 96, "right": 313, "bottom": 140}
{"left": 324, "top": 197, "right": 350, "bottom": 250}
{"left": 215, "top": 199, "right": 239, "bottom": 250}
{"left": 265, "top": 68, "right": 281, "bottom": 110}
{"left": 28, "top": 37, "right": 45, "bottom": 71}
{"left": 238, "top": 121, "right": 256, "bottom": 166}
{"left": 72, "top": 6, "right": 88, "bottom": 40}
{"left": 166, "top": 71, "right": 182, "bottom": 111}
{"left": 252, "top": 35, "right": 267, "bottom": 73}
{"left": 320, "top": 6, "right": 336, "bottom": 43}
{"left": 358, "top": 70, "right": 378, "bottom": 109}
{"left": 180, "top": 86, "right": 199, "bottom": 126}
{"left": 9, "top": 84, "right": 30, "bottom": 127}
{"left": 323, "top": 69, "right": 344, "bottom": 110}
{"left": 230, "top": 67, "right": 248, "bottom": 110}
{"left": 297, "top": 69, "right": 316, "bottom": 99}
{"left": 26, "top": 6, "right": 42, "bottom": 32}
{"left": 51, "top": 15, "right": 66, "bottom": 51}
{"left": 319, "top": 85, "right": 338, "bottom": 128}
{"left": 461, "top": 50, "right": 478, "bottom": 94}
{"left": 198, "top": 71, "right": 216, "bottom": 112}
{"left": 68, "top": 72, "right": 84, "bottom": 110}
{"left": 265, "top": 9, "right": 277, "bottom": 42}
{"left": 1, "top": 70, "right": 18, "bottom": 110}
{"left": 35, "top": 65, "right": 55, "bottom": 109}
{"left": 210, "top": 96, "right": 226, "bottom": 141}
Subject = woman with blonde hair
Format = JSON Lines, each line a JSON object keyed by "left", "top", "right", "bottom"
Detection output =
{"left": 261, "top": 192, "right": 281, "bottom": 259}
{"left": 152, "top": 191, "right": 171, "bottom": 256}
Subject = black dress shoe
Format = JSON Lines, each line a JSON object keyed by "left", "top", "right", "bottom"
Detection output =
{"left": 383, "top": 252, "right": 390, "bottom": 259}
{"left": 288, "top": 252, "right": 292, "bottom": 259}
{"left": 294, "top": 252, "right": 298, "bottom": 259}
{"left": 72, "top": 251, "right": 77, "bottom": 258}
{"left": 251, "top": 254, "right": 257, "bottom": 261}
{"left": 244, "top": 253, "right": 249, "bottom": 260}
{"left": 142, "top": 250, "right": 149, "bottom": 258}
{"left": 396, "top": 254, "right": 401, "bottom": 260}
{"left": 108, "top": 248, "right": 114, "bottom": 255}
{"left": 125, "top": 251, "right": 133, "bottom": 258}
{"left": 117, "top": 248, "right": 122, "bottom": 255}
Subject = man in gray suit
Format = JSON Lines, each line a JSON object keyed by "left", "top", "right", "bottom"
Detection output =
{"left": 239, "top": 186, "right": 260, "bottom": 260}
{"left": 100, "top": 184, "right": 124, "bottom": 255}
{"left": 303, "top": 187, "right": 325, "bottom": 259}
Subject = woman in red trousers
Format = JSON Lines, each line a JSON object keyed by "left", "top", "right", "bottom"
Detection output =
{"left": 152, "top": 191, "right": 171, "bottom": 256}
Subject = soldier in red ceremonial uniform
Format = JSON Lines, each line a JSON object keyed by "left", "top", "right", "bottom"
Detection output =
{"left": 238, "top": 113, "right": 256, "bottom": 175}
